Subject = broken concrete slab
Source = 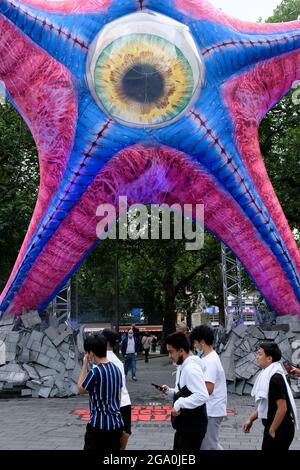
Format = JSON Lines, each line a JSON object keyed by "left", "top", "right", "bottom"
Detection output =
{"left": 22, "top": 364, "right": 39, "bottom": 380}
{"left": 0, "top": 314, "right": 15, "bottom": 327}
{"left": 52, "top": 331, "right": 72, "bottom": 347}
{"left": 262, "top": 330, "right": 279, "bottom": 341}
{"left": 233, "top": 324, "right": 248, "bottom": 338}
{"left": 21, "top": 311, "right": 41, "bottom": 329}
{"left": 38, "top": 387, "right": 52, "bottom": 398}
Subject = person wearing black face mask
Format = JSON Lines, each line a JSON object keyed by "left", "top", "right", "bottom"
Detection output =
{"left": 160, "top": 333, "right": 209, "bottom": 451}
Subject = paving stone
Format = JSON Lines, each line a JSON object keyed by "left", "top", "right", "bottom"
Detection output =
{"left": 262, "top": 330, "right": 279, "bottom": 341}
{"left": 247, "top": 371, "right": 260, "bottom": 385}
{"left": 235, "top": 379, "right": 246, "bottom": 395}
{"left": 247, "top": 326, "right": 265, "bottom": 340}
{"left": 26, "top": 380, "right": 42, "bottom": 390}
{"left": 58, "top": 342, "right": 69, "bottom": 354}
{"left": 240, "top": 339, "right": 251, "bottom": 353}
{"left": 21, "top": 389, "right": 32, "bottom": 397}
{"left": 34, "top": 366, "right": 57, "bottom": 378}
{"left": 44, "top": 327, "right": 59, "bottom": 342}
{"left": 58, "top": 323, "right": 67, "bottom": 333}
{"left": 53, "top": 331, "right": 71, "bottom": 347}
{"left": 31, "top": 341, "right": 42, "bottom": 353}
{"left": 18, "top": 349, "right": 30, "bottom": 363}
{"left": 0, "top": 314, "right": 15, "bottom": 326}
{"left": 36, "top": 354, "right": 51, "bottom": 368}
{"left": 0, "top": 339, "right": 6, "bottom": 365}
{"left": 29, "top": 350, "right": 39, "bottom": 362}
{"left": 232, "top": 324, "right": 248, "bottom": 338}
{"left": 21, "top": 311, "right": 41, "bottom": 329}
{"left": 22, "top": 364, "right": 39, "bottom": 380}
{"left": 50, "top": 387, "right": 58, "bottom": 398}
{"left": 277, "top": 338, "right": 292, "bottom": 359}
{"left": 0, "top": 324, "right": 14, "bottom": 332}
{"left": 38, "top": 387, "right": 52, "bottom": 398}
{"left": 42, "top": 376, "right": 55, "bottom": 388}
{"left": 27, "top": 331, "right": 43, "bottom": 349}
{"left": 65, "top": 357, "right": 75, "bottom": 370}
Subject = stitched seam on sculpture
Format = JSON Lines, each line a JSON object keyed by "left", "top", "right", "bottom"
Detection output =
{"left": 202, "top": 35, "right": 300, "bottom": 56}
{"left": 8, "top": 1, "right": 89, "bottom": 51}
{"left": 190, "top": 110, "right": 300, "bottom": 283}
{"left": 28, "top": 120, "right": 112, "bottom": 251}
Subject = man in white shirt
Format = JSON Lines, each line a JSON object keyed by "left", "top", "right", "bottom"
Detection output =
{"left": 102, "top": 329, "right": 132, "bottom": 450}
{"left": 190, "top": 325, "right": 227, "bottom": 450}
{"left": 161, "top": 332, "right": 209, "bottom": 451}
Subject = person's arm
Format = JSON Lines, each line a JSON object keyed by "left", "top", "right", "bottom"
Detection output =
{"left": 243, "top": 409, "right": 258, "bottom": 433}
{"left": 161, "top": 385, "right": 175, "bottom": 399}
{"left": 269, "top": 399, "right": 288, "bottom": 438}
{"left": 203, "top": 361, "right": 217, "bottom": 396}
{"left": 205, "top": 382, "right": 215, "bottom": 395}
{"left": 173, "top": 366, "right": 209, "bottom": 412}
{"left": 77, "top": 354, "right": 89, "bottom": 394}
{"left": 290, "top": 367, "right": 300, "bottom": 377}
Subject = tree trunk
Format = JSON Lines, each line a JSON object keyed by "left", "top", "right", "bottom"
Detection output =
{"left": 160, "top": 271, "right": 176, "bottom": 353}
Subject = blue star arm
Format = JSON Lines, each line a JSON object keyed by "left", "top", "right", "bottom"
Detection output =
{"left": 155, "top": 88, "right": 300, "bottom": 302}
{"left": 192, "top": 22, "right": 300, "bottom": 83}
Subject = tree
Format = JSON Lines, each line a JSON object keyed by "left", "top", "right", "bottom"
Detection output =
{"left": 0, "top": 102, "right": 38, "bottom": 291}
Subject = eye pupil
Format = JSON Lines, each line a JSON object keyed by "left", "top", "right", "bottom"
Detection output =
{"left": 122, "top": 64, "right": 165, "bottom": 104}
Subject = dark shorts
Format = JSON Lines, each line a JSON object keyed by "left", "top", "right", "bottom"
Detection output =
{"left": 121, "top": 405, "right": 132, "bottom": 435}
{"left": 84, "top": 423, "right": 123, "bottom": 451}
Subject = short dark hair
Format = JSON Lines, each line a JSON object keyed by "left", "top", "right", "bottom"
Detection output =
{"left": 259, "top": 342, "right": 282, "bottom": 362}
{"left": 190, "top": 325, "right": 215, "bottom": 346}
{"left": 84, "top": 334, "right": 107, "bottom": 358}
{"left": 166, "top": 332, "right": 190, "bottom": 353}
{"left": 101, "top": 329, "right": 119, "bottom": 347}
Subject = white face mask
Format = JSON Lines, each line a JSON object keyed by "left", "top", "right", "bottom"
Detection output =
{"left": 128, "top": 333, "right": 133, "bottom": 338}
{"left": 196, "top": 348, "right": 204, "bottom": 357}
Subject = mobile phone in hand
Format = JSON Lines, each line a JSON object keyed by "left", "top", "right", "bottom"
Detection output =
{"left": 151, "top": 383, "right": 164, "bottom": 391}
{"left": 283, "top": 360, "right": 296, "bottom": 374}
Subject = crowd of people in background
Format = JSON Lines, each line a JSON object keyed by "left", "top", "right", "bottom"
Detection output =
{"left": 77, "top": 322, "right": 299, "bottom": 452}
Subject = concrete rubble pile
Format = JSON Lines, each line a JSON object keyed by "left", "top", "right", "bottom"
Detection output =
{"left": 218, "top": 315, "right": 300, "bottom": 397}
{"left": 0, "top": 311, "right": 84, "bottom": 398}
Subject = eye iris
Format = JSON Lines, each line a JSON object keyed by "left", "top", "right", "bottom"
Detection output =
{"left": 122, "top": 64, "right": 165, "bottom": 104}
{"left": 93, "top": 34, "right": 195, "bottom": 126}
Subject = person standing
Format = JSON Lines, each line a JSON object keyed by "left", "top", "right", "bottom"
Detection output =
{"left": 101, "top": 329, "right": 132, "bottom": 450}
{"left": 190, "top": 325, "right": 227, "bottom": 450}
{"left": 77, "top": 335, "right": 123, "bottom": 451}
{"left": 141, "top": 332, "right": 152, "bottom": 363}
{"left": 121, "top": 329, "right": 139, "bottom": 381}
{"left": 243, "top": 342, "right": 298, "bottom": 450}
{"left": 161, "top": 332, "right": 209, "bottom": 451}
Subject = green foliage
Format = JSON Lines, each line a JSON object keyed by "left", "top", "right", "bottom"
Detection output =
{"left": 0, "top": 102, "right": 38, "bottom": 291}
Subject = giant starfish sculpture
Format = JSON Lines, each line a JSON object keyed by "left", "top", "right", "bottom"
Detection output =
{"left": 0, "top": 0, "right": 300, "bottom": 315}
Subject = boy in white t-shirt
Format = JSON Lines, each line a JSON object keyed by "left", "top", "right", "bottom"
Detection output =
{"left": 190, "top": 325, "right": 227, "bottom": 450}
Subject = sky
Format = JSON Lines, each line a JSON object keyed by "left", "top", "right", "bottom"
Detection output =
{"left": 210, "top": 0, "right": 281, "bottom": 21}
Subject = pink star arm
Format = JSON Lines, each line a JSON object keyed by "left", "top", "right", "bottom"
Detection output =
{"left": 0, "top": 18, "right": 77, "bottom": 302}
{"left": 222, "top": 49, "right": 300, "bottom": 278}
{"left": 176, "top": 0, "right": 300, "bottom": 34}
{"left": 9, "top": 0, "right": 113, "bottom": 13}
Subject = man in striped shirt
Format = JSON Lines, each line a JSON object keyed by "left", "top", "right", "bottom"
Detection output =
{"left": 77, "top": 334, "right": 124, "bottom": 451}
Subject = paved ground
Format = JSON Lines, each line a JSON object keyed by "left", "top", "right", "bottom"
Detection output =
{"left": 0, "top": 354, "right": 300, "bottom": 451}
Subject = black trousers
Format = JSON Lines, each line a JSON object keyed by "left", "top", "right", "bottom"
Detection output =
{"left": 173, "top": 426, "right": 207, "bottom": 451}
{"left": 84, "top": 423, "right": 123, "bottom": 451}
{"left": 262, "top": 420, "right": 295, "bottom": 451}
{"left": 144, "top": 348, "right": 149, "bottom": 362}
